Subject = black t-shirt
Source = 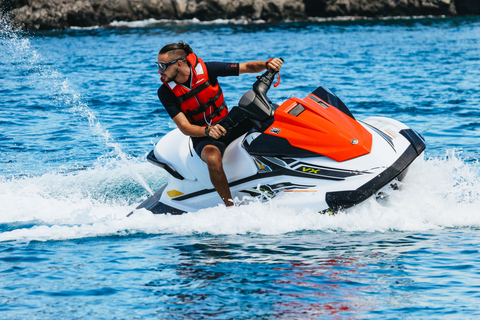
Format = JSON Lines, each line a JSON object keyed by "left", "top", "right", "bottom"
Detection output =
{"left": 157, "top": 62, "right": 239, "bottom": 119}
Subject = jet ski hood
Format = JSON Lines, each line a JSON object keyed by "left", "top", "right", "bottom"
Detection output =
{"left": 260, "top": 93, "right": 372, "bottom": 162}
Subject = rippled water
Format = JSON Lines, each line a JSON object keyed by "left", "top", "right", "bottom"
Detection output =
{"left": 1, "top": 16, "right": 480, "bottom": 318}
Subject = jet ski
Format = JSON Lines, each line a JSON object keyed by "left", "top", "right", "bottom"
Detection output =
{"left": 130, "top": 68, "right": 425, "bottom": 215}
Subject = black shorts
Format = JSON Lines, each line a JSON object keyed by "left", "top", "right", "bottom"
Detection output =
{"left": 192, "top": 119, "right": 253, "bottom": 157}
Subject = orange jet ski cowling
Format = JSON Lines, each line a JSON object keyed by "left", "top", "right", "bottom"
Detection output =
{"left": 265, "top": 94, "right": 372, "bottom": 162}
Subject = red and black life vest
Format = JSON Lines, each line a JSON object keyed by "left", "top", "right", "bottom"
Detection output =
{"left": 161, "top": 53, "right": 228, "bottom": 126}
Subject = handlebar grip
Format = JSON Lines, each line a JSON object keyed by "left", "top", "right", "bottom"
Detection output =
{"left": 217, "top": 118, "right": 232, "bottom": 132}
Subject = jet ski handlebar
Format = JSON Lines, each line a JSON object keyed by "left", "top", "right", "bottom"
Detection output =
{"left": 217, "top": 61, "right": 282, "bottom": 132}
{"left": 253, "top": 68, "right": 278, "bottom": 101}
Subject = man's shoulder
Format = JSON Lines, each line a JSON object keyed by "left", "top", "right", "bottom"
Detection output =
{"left": 204, "top": 61, "right": 239, "bottom": 78}
{"left": 205, "top": 61, "right": 237, "bottom": 69}
{"left": 158, "top": 84, "right": 176, "bottom": 101}
{"left": 157, "top": 84, "right": 165, "bottom": 97}
{"left": 158, "top": 83, "right": 172, "bottom": 94}
{"left": 158, "top": 83, "right": 166, "bottom": 92}
{"left": 157, "top": 83, "right": 181, "bottom": 119}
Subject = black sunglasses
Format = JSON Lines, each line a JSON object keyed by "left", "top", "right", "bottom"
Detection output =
{"left": 156, "top": 57, "right": 185, "bottom": 72}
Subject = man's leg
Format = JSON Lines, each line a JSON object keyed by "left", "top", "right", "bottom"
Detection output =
{"left": 201, "top": 145, "right": 234, "bottom": 207}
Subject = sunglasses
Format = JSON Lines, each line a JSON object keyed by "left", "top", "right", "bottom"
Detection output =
{"left": 156, "top": 57, "right": 185, "bottom": 72}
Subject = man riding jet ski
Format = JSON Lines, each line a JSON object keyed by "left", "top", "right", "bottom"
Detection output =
{"left": 156, "top": 41, "right": 284, "bottom": 208}
{"left": 130, "top": 68, "right": 426, "bottom": 215}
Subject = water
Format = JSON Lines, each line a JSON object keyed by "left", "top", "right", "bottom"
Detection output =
{"left": 1, "top": 15, "right": 480, "bottom": 318}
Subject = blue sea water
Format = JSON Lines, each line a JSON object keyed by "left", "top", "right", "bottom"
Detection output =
{"left": 1, "top": 15, "right": 480, "bottom": 319}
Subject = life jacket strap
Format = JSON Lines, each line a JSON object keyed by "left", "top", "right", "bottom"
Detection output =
{"left": 177, "top": 81, "right": 211, "bottom": 104}
{"left": 183, "top": 86, "right": 225, "bottom": 122}
{"left": 185, "top": 101, "right": 227, "bottom": 126}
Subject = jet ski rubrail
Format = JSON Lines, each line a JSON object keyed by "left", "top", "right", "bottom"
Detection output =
{"left": 129, "top": 69, "right": 425, "bottom": 216}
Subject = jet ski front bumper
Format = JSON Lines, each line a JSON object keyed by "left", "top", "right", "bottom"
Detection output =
{"left": 325, "top": 129, "right": 425, "bottom": 210}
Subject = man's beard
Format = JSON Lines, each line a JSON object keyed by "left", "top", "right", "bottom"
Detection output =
{"left": 161, "top": 68, "right": 179, "bottom": 83}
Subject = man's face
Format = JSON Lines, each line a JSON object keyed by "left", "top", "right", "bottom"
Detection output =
{"left": 157, "top": 53, "right": 179, "bottom": 83}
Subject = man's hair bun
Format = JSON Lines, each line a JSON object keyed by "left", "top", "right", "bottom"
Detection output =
{"left": 159, "top": 41, "right": 193, "bottom": 55}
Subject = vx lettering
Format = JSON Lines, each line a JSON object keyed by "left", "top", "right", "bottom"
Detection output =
{"left": 301, "top": 167, "right": 320, "bottom": 174}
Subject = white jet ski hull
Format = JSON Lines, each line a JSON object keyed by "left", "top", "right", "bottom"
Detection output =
{"left": 133, "top": 116, "right": 424, "bottom": 215}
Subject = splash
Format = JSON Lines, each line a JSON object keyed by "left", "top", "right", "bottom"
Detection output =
{"left": 0, "top": 151, "right": 479, "bottom": 243}
{"left": 0, "top": 14, "right": 153, "bottom": 195}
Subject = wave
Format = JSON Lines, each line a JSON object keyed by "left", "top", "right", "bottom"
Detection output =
{"left": 1, "top": 150, "right": 479, "bottom": 242}
{"left": 74, "top": 15, "right": 452, "bottom": 30}
{"left": 107, "top": 18, "right": 267, "bottom": 29}
{"left": 306, "top": 15, "right": 448, "bottom": 23}
{"left": 93, "top": 15, "right": 451, "bottom": 30}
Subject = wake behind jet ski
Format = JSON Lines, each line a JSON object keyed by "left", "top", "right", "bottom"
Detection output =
{"left": 130, "top": 68, "right": 425, "bottom": 215}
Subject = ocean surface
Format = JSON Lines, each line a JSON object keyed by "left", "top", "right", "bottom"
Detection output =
{"left": 1, "top": 15, "right": 480, "bottom": 319}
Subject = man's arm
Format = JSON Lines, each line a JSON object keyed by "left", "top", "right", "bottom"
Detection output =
{"left": 160, "top": 85, "right": 225, "bottom": 139}
{"left": 239, "top": 58, "right": 283, "bottom": 74}
{"left": 172, "top": 112, "right": 226, "bottom": 139}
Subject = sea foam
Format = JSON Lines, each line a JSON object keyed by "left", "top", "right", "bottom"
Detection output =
{"left": 1, "top": 150, "right": 479, "bottom": 243}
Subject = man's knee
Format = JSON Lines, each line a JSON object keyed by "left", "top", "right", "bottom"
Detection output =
{"left": 201, "top": 146, "right": 223, "bottom": 170}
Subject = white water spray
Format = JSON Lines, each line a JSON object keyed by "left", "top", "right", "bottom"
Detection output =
{"left": 0, "top": 151, "right": 479, "bottom": 243}
{"left": 0, "top": 14, "right": 153, "bottom": 195}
